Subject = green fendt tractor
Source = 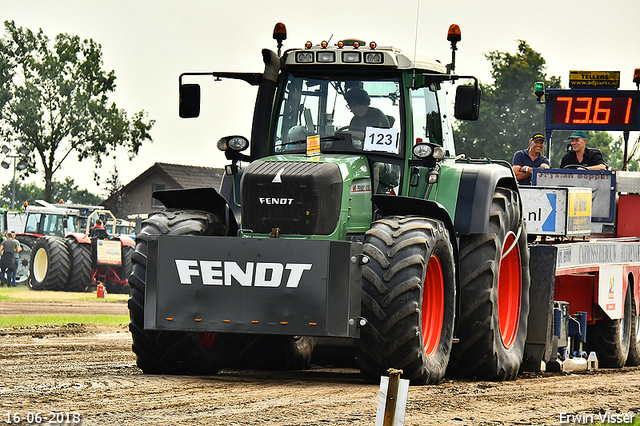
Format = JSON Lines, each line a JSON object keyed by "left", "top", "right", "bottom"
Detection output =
{"left": 129, "top": 23, "right": 530, "bottom": 384}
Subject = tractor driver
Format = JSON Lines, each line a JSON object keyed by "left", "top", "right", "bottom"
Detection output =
{"left": 344, "top": 88, "right": 390, "bottom": 138}
{"left": 90, "top": 218, "right": 106, "bottom": 238}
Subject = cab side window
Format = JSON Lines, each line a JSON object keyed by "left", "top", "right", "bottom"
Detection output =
{"left": 411, "top": 84, "right": 443, "bottom": 145}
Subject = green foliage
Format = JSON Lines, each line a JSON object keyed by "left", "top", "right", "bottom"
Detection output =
{"left": 454, "top": 40, "right": 562, "bottom": 161}
{"left": 0, "top": 176, "right": 102, "bottom": 209}
{"left": 0, "top": 21, "right": 154, "bottom": 202}
{"left": 101, "top": 165, "right": 130, "bottom": 218}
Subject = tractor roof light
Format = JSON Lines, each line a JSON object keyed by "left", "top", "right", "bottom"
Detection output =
{"left": 320, "top": 40, "right": 328, "bottom": 48}
{"left": 304, "top": 41, "right": 313, "bottom": 49}
{"left": 342, "top": 51, "right": 361, "bottom": 63}
{"left": 369, "top": 41, "right": 377, "bottom": 49}
{"left": 273, "top": 22, "right": 287, "bottom": 43}
{"left": 447, "top": 24, "right": 461, "bottom": 45}
{"left": 364, "top": 52, "right": 383, "bottom": 64}
{"left": 272, "top": 23, "right": 287, "bottom": 56}
{"left": 317, "top": 51, "right": 336, "bottom": 63}
{"left": 634, "top": 68, "right": 640, "bottom": 86}
{"left": 296, "top": 51, "right": 314, "bottom": 63}
{"left": 337, "top": 41, "right": 345, "bottom": 48}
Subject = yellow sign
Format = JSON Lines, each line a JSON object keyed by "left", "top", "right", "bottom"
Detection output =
{"left": 306, "top": 134, "right": 320, "bottom": 156}
{"left": 569, "top": 71, "right": 620, "bottom": 89}
{"left": 569, "top": 191, "right": 592, "bottom": 217}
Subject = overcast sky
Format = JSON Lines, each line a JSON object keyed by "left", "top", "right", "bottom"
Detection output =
{"left": 1, "top": 0, "right": 639, "bottom": 197}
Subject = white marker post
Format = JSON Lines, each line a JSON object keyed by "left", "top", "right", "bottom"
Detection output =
{"left": 375, "top": 369, "right": 410, "bottom": 426}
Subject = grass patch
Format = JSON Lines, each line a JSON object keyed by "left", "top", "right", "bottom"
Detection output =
{"left": 0, "top": 286, "right": 128, "bottom": 303}
{"left": 0, "top": 314, "right": 129, "bottom": 328}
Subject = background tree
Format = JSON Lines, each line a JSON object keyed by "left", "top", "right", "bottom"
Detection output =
{"left": 0, "top": 177, "right": 101, "bottom": 208}
{"left": 101, "top": 165, "right": 130, "bottom": 218}
{"left": 454, "top": 40, "right": 562, "bottom": 161}
{"left": 0, "top": 21, "right": 154, "bottom": 202}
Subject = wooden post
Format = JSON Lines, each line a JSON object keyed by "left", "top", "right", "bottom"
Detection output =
{"left": 382, "top": 368, "right": 403, "bottom": 426}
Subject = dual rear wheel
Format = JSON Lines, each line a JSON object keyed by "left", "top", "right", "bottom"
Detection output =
{"left": 358, "top": 187, "right": 529, "bottom": 384}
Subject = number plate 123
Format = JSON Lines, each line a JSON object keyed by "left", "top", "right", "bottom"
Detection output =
{"left": 364, "top": 127, "right": 400, "bottom": 154}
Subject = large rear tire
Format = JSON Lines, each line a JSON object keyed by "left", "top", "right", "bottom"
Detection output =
{"left": 586, "top": 283, "right": 632, "bottom": 368}
{"left": 65, "top": 237, "right": 92, "bottom": 292}
{"left": 448, "top": 187, "right": 530, "bottom": 380}
{"left": 357, "top": 216, "right": 455, "bottom": 385}
{"left": 29, "top": 236, "right": 70, "bottom": 292}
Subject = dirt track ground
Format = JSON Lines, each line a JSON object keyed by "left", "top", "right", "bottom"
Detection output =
{"left": 1, "top": 300, "right": 640, "bottom": 425}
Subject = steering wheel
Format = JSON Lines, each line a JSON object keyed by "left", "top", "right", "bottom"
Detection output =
{"left": 335, "top": 126, "right": 354, "bottom": 133}
{"left": 563, "top": 164, "right": 589, "bottom": 170}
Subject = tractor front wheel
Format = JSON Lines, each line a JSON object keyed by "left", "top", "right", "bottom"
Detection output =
{"left": 129, "top": 209, "right": 229, "bottom": 375}
{"left": 357, "top": 216, "right": 455, "bottom": 385}
{"left": 29, "top": 236, "right": 70, "bottom": 292}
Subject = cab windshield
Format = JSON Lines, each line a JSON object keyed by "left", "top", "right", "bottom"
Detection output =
{"left": 273, "top": 76, "right": 402, "bottom": 156}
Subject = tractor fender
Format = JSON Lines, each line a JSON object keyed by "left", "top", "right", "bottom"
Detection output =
{"left": 66, "top": 233, "right": 91, "bottom": 245}
{"left": 152, "top": 187, "right": 238, "bottom": 236}
{"left": 119, "top": 235, "right": 135, "bottom": 247}
{"left": 372, "top": 194, "right": 458, "bottom": 266}
{"left": 453, "top": 163, "right": 518, "bottom": 236}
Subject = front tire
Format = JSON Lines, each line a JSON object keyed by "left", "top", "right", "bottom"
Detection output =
{"left": 448, "top": 187, "right": 530, "bottom": 380}
{"left": 29, "top": 236, "right": 70, "bottom": 292}
{"left": 129, "top": 209, "right": 228, "bottom": 375}
{"left": 357, "top": 216, "right": 456, "bottom": 385}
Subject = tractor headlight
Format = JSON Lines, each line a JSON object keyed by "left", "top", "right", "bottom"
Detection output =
{"left": 218, "top": 135, "right": 249, "bottom": 152}
{"left": 413, "top": 142, "right": 445, "bottom": 160}
{"left": 412, "top": 143, "right": 432, "bottom": 158}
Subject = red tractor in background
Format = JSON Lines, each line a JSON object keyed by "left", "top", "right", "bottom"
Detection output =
{"left": 29, "top": 209, "right": 135, "bottom": 293}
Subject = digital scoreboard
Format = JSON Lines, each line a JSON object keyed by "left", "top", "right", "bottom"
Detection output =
{"left": 545, "top": 89, "right": 639, "bottom": 131}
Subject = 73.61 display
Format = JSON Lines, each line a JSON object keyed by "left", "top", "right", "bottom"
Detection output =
{"left": 546, "top": 89, "right": 639, "bottom": 131}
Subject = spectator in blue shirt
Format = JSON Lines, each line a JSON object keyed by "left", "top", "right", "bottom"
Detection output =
{"left": 512, "top": 133, "right": 550, "bottom": 185}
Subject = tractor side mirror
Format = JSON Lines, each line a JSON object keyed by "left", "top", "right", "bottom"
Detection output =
{"left": 179, "top": 84, "right": 201, "bottom": 118}
{"left": 454, "top": 85, "right": 481, "bottom": 121}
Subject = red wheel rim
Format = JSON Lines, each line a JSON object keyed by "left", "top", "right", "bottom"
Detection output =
{"left": 422, "top": 255, "right": 445, "bottom": 357}
{"left": 498, "top": 232, "right": 522, "bottom": 349}
{"left": 199, "top": 332, "right": 218, "bottom": 348}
